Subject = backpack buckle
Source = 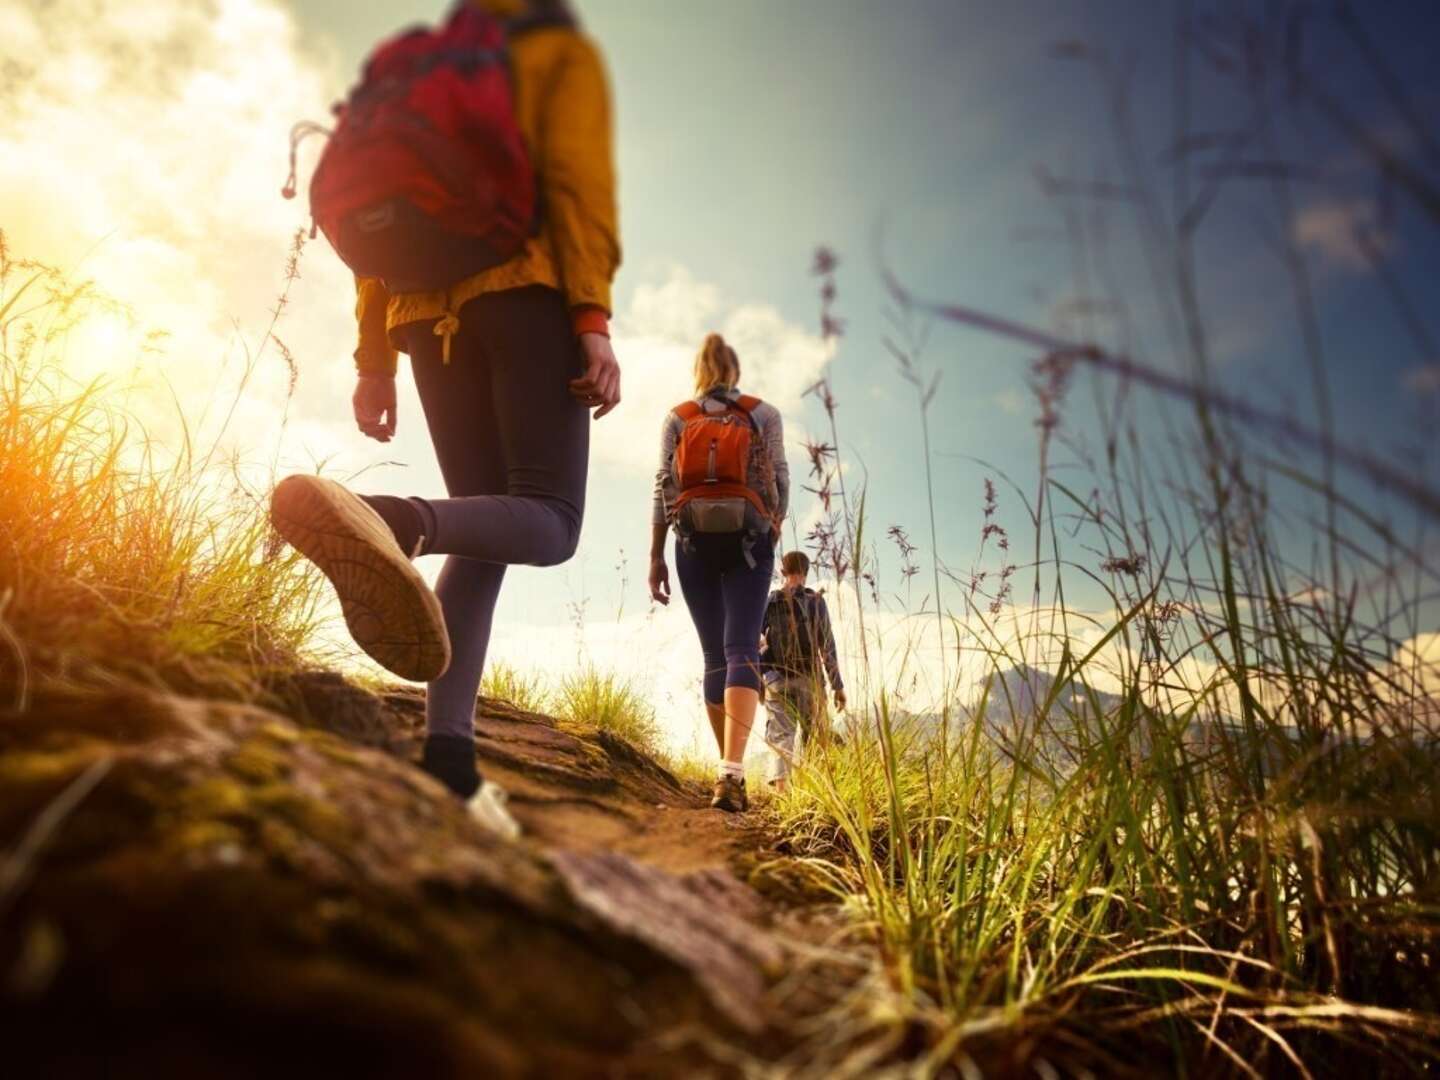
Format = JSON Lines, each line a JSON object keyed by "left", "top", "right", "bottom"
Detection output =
{"left": 355, "top": 202, "right": 398, "bottom": 233}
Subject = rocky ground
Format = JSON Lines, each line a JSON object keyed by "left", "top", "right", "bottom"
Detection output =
{"left": 0, "top": 671, "right": 863, "bottom": 1078}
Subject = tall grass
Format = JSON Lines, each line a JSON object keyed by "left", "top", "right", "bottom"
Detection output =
{"left": 775, "top": 625, "right": 1439, "bottom": 1069}
{"left": 554, "top": 665, "right": 663, "bottom": 758}
{"left": 772, "top": 10, "right": 1440, "bottom": 1073}
{"left": 0, "top": 236, "right": 322, "bottom": 704}
{"left": 480, "top": 661, "right": 553, "bottom": 714}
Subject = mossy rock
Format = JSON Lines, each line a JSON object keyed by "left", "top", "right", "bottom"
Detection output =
{"left": 0, "top": 681, "right": 783, "bottom": 1077}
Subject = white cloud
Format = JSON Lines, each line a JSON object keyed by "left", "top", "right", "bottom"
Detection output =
{"left": 600, "top": 265, "right": 834, "bottom": 471}
{"left": 1382, "top": 632, "right": 1440, "bottom": 695}
{"left": 0, "top": 0, "right": 354, "bottom": 466}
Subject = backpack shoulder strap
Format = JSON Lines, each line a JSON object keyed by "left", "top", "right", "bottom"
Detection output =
{"left": 477, "top": 0, "right": 576, "bottom": 38}
{"left": 673, "top": 401, "right": 704, "bottom": 422}
{"left": 730, "top": 394, "right": 763, "bottom": 434}
{"left": 506, "top": 11, "right": 577, "bottom": 37}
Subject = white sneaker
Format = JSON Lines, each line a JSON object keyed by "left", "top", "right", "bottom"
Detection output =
{"left": 467, "top": 781, "right": 521, "bottom": 841}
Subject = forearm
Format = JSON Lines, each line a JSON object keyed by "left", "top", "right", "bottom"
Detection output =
{"left": 649, "top": 522, "right": 668, "bottom": 562}
{"left": 822, "top": 632, "right": 843, "bottom": 690}
{"left": 820, "top": 611, "right": 843, "bottom": 690}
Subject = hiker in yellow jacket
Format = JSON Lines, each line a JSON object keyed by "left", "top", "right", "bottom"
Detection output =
{"left": 273, "top": 0, "right": 621, "bottom": 832}
{"left": 352, "top": 0, "right": 619, "bottom": 379}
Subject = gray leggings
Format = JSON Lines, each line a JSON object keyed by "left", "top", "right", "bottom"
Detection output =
{"left": 405, "top": 286, "right": 589, "bottom": 740}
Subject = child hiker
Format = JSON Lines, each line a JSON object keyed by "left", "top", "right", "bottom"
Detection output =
{"left": 270, "top": 0, "right": 620, "bottom": 836}
{"left": 759, "top": 551, "right": 846, "bottom": 792}
{"left": 648, "top": 333, "right": 789, "bottom": 812}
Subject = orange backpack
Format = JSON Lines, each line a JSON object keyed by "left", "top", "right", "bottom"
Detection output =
{"left": 670, "top": 394, "right": 773, "bottom": 535}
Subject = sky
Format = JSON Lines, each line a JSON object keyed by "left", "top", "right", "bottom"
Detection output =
{"left": 4, "top": 0, "right": 1439, "bottom": 752}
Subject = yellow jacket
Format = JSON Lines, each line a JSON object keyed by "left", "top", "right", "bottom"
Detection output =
{"left": 353, "top": 0, "right": 620, "bottom": 374}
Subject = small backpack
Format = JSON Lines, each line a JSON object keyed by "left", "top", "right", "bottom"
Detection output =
{"left": 283, "top": 4, "right": 564, "bottom": 293}
{"left": 669, "top": 394, "right": 775, "bottom": 535}
{"left": 765, "top": 588, "right": 818, "bottom": 676}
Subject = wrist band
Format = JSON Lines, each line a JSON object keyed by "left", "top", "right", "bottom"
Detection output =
{"left": 572, "top": 306, "right": 610, "bottom": 338}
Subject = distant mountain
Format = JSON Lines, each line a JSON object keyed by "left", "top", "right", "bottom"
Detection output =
{"left": 961, "top": 665, "right": 1126, "bottom": 771}
{"left": 971, "top": 664, "right": 1125, "bottom": 729}
{"left": 966, "top": 665, "right": 1349, "bottom": 778}
{"left": 854, "top": 665, "right": 1401, "bottom": 779}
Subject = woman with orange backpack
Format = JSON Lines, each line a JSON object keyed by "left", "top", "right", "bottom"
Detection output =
{"left": 648, "top": 333, "right": 789, "bottom": 812}
{"left": 270, "top": 0, "right": 620, "bottom": 835}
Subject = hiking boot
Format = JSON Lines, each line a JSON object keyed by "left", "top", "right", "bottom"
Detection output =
{"left": 271, "top": 474, "right": 450, "bottom": 682}
{"left": 469, "top": 781, "right": 522, "bottom": 841}
{"left": 710, "top": 774, "right": 749, "bottom": 813}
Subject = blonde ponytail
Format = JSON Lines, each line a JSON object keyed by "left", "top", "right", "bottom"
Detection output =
{"left": 693, "top": 332, "right": 740, "bottom": 396}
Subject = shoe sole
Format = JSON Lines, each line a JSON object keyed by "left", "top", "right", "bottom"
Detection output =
{"left": 271, "top": 475, "right": 450, "bottom": 682}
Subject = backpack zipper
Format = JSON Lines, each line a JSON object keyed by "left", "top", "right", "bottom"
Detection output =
{"left": 706, "top": 437, "right": 718, "bottom": 483}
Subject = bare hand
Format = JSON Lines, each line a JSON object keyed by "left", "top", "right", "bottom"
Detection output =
{"left": 354, "top": 373, "right": 397, "bottom": 442}
{"left": 834, "top": 689, "right": 848, "bottom": 712}
{"left": 569, "top": 333, "right": 621, "bottom": 419}
{"left": 648, "top": 558, "right": 671, "bottom": 605}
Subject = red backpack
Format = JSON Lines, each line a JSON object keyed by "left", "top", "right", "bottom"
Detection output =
{"left": 670, "top": 395, "right": 776, "bottom": 535}
{"left": 283, "top": 4, "right": 564, "bottom": 293}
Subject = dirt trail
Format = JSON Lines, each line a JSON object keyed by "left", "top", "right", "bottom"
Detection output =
{"left": 460, "top": 693, "right": 768, "bottom": 875}
{"left": 1, "top": 669, "right": 855, "bottom": 1078}
{"left": 288, "top": 669, "right": 779, "bottom": 876}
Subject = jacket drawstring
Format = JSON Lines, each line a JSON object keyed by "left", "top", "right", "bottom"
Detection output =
{"left": 434, "top": 290, "right": 461, "bottom": 364}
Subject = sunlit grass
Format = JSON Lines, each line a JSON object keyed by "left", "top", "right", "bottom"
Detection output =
{"left": 554, "top": 664, "right": 663, "bottom": 758}
{"left": 0, "top": 236, "right": 322, "bottom": 704}
{"left": 663, "top": 751, "right": 717, "bottom": 790}
{"left": 772, "top": 647, "right": 1440, "bottom": 1067}
{"left": 480, "top": 661, "right": 553, "bottom": 714}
